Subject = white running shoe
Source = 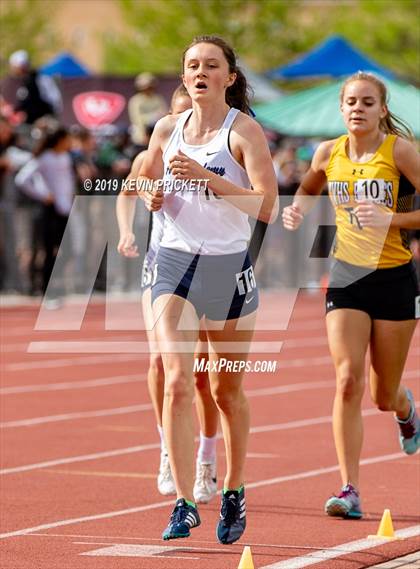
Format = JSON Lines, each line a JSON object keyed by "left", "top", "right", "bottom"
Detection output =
{"left": 193, "top": 460, "right": 217, "bottom": 504}
{"left": 157, "top": 453, "right": 176, "bottom": 495}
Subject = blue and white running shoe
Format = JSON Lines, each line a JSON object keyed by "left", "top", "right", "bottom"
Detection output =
{"left": 396, "top": 389, "right": 420, "bottom": 455}
{"left": 217, "top": 486, "right": 246, "bottom": 544}
{"left": 162, "top": 498, "right": 200, "bottom": 540}
{"left": 325, "top": 484, "right": 363, "bottom": 519}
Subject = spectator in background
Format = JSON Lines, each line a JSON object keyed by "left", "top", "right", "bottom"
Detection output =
{"left": 93, "top": 128, "right": 133, "bottom": 292}
{"left": 9, "top": 50, "right": 62, "bottom": 125}
{"left": 0, "top": 118, "right": 31, "bottom": 291}
{"left": 15, "top": 127, "right": 74, "bottom": 304}
{"left": 72, "top": 127, "right": 98, "bottom": 189}
{"left": 71, "top": 128, "right": 99, "bottom": 292}
{"left": 128, "top": 72, "right": 167, "bottom": 146}
{"left": 273, "top": 144, "right": 301, "bottom": 196}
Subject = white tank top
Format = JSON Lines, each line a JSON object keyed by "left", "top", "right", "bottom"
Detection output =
{"left": 160, "top": 108, "right": 251, "bottom": 255}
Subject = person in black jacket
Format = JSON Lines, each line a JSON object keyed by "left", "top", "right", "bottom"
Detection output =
{"left": 9, "top": 50, "right": 62, "bottom": 125}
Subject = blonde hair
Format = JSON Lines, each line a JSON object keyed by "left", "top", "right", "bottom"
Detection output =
{"left": 340, "top": 72, "right": 413, "bottom": 140}
{"left": 170, "top": 84, "right": 189, "bottom": 111}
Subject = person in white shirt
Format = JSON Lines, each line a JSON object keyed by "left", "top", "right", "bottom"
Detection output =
{"left": 15, "top": 126, "right": 74, "bottom": 298}
{"left": 124, "top": 85, "right": 220, "bottom": 504}
{"left": 117, "top": 35, "right": 278, "bottom": 544}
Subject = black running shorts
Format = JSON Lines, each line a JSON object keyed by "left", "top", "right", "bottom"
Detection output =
{"left": 326, "top": 259, "right": 419, "bottom": 321}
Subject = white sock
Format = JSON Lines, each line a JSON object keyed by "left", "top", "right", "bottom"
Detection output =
{"left": 197, "top": 432, "right": 217, "bottom": 464}
{"left": 157, "top": 424, "right": 167, "bottom": 455}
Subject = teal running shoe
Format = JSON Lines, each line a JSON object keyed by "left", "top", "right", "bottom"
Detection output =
{"left": 325, "top": 484, "right": 362, "bottom": 519}
{"left": 396, "top": 389, "right": 420, "bottom": 455}
{"left": 162, "top": 498, "right": 200, "bottom": 540}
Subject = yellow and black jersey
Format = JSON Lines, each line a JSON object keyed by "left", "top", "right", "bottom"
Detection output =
{"left": 326, "top": 134, "right": 415, "bottom": 269}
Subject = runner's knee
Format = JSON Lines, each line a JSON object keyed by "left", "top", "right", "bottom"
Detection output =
{"left": 164, "top": 369, "right": 193, "bottom": 404}
{"left": 149, "top": 353, "right": 164, "bottom": 377}
{"left": 212, "top": 387, "right": 244, "bottom": 416}
{"left": 335, "top": 362, "right": 365, "bottom": 402}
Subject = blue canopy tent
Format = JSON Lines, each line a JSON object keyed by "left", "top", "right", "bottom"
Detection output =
{"left": 40, "top": 52, "right": 90, "bottom": 77}
{"left": 267, "top": 36, "right": 394, "bottom": 80}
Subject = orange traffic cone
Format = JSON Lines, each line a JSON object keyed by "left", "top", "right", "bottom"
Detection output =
{"left": 368, "top": 509, "right": 401, "bottom": 540}
{"left": 238, "top": 545, "right": 255, "bottom": 569}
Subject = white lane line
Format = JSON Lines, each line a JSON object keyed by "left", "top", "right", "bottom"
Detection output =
{"left": 0, "top": 374, "right": 144, "bottom": 395}
{"left": 2, "top": 369, "right": 418, "bottom": 397}
{"left": 26, "top": 342, "right": 155, "bottom": 353}
{"left": 0, "top": 380, "right": 336, "bottom": 428}
{"left": 27, "top": 341, "right": 284, "bottom": 353}
{"left": 247, "top": 451, "right": 406, "bottom": 491}
{"left": 0, "top": 443, "right": 161, "bottom": 475}
{"left": 260, "top": 525, "right": 420, "bottom": 568}
{"left": 0, "top": 498, "right": 175, "bottom": 539}
{"left": 247, "top": 380, "right": 334, "bottom": 397}
{"left": 3, "top": 354, "right": 145, "bottom": 372}
{"left": 247, "top": 452, "right": 280, "bottom": 458}
{"left": 1, "top": 336, "right": 144, "bottom": 353}
{"left": 0, "top": 324, "right": 116, "bottom": 338}
{"left": 80, "top": 543, "right": 229, "bottom": 559}
{"left": 283, "top": 332, "right": 418, "bottom": 349}
{"left": 0, "top": 380, "right": 335, "bottom": 428}
{"left": 0, "top": 378, "right": 331, "bottom": 397}
{"left": 0, "top": 335, "right": 327, "bottom": 353}
{"left": 247, "top": 371, "right": 419, "bottom": 399}
{"left": 250, "top": 401, "right": 419, "bottom": 435}
{"left": 2, "top": 404, "right": 419, "bottom": 474}
{"left": 283, "top": 337, "right": 328, "bottom": 348}
{"left": 0, "top": 451, "right": 413, "bottom": 540}
{"left": 277, "top": 348, "right": 419, "bottom": 369}
{"left": 27, "top": 532, "right": 321, "bottom": 548}
{"left": 0, "top": 403, "right": 153, "bottom": 428}
{"left": 11, "top": 347, "right": 417, "bottom": 372}
{"left": 0, "top": 381, "right": 376, "bottom": 429}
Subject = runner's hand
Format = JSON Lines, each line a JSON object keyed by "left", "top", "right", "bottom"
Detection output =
{"left": 169, "top": 149, "right": 207, "bottom": 180}
{"left": 353, "top": 201, "right": 393, "bottom": 228}
{"left": 117, "top": 232, "right": 139, "bottom": 257}
{"left": 282, "top": 204, "right": 304, "bottom": 230}
{"left": 143, "top": 182, "right": 164, "bottom": 212}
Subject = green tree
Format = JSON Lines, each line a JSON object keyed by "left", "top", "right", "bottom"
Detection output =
{"left": 102, "top": 0, "right": 296, "bottom": 74}
{"left": 102, "top": 0, "right": 419, "bottom": 81}
{"left": 0, "top": 0, "right": 58, "bottom": 76}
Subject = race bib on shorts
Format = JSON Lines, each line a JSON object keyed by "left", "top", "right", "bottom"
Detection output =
{"left": 235, "top": 266, "right": 256, "bottom": 296}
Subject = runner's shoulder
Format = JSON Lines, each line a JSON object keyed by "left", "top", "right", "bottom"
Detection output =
{"left": 313, "top": 138, "right": 340, "bottom": 172}
{"left": 153, "top": 114, "right": 180, "bottom": 140}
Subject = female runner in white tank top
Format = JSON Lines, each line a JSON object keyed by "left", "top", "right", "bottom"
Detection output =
{"left": 117, "top": 36, "right": 278, "bottom": 544}
{"left": 121, "top": 86, "right": 220, "bottom": 504}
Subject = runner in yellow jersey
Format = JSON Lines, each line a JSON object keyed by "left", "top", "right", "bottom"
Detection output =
{"left": 283, "top": 72, "right": 419, "bottom": 519}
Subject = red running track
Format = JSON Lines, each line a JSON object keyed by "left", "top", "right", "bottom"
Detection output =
{"left": 1, "top": 291, "right": 419, "bottom": 569}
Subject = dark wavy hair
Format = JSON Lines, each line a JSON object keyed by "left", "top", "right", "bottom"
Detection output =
{"left": 182, "top": 35, "right": 252, "bottom": 115}
{"left": 340, "top": 72, "right": 413, "bottom": 140}
{"left": 33, "top": 126, "right": 70, "bottom": 157}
